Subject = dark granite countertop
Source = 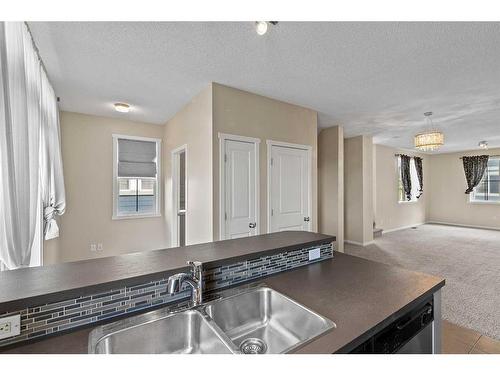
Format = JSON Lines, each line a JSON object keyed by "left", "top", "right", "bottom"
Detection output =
{"left": 0, "top": 231, "right": 334, "bottom": 312}
{"left": 2, "top": 251, "right": 444, "bottom": 354}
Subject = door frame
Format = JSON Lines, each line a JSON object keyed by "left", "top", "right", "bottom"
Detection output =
{"left": 218, "top": 133, "right": 261, "bottom": 240}
{"left": 266, "top": 140, "right": 313, "bottom": 233}
{"left": 171, "top": 144, "right": 188, "bottom": 247}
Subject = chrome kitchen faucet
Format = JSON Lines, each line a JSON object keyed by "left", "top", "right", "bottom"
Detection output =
{"left": 167, "top": 261, "right": 203, "bottom": 306}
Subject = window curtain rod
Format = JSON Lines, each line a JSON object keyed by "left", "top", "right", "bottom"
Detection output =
{"left": 394, "top": 154, "right": 499, "bottom": 159}
{"left": 394, "top": 154, "right": 420, "bottom": 157}
{"left": 459, "top": 155, "right": 498, "bottom": 159}
{"left": 23, "top": 22, "right": 60, "bottom": 102}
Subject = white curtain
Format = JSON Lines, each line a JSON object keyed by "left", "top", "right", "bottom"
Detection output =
{"left": 0, "top": 22, "right": 65, "bottom": 270}
{"left": 409, "top": 158, "right": 421, "bottom": 201}
{"left": 40, "top": 66, "right": 65, "bottom": 240}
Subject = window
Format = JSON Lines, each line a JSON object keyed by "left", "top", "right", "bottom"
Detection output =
{"left": 398, "top": 157, "right": 421, "bottom": 202}
{"left": 470, "top": 157, "right": 500, "bottom": 203}
{"left": 113, "top": 135, "right": 161, "bottom": 218}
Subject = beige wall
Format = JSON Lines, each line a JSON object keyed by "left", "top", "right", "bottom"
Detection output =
{"left": 164, "top": 85, "right": 213, "bottom": 246}
{"left": 374, "top": 144, "right": 428, "bottom": 232}
{"left": 344, "top": 135, "right": 373, "bottom": 245}
{"left": 49, "top": 111, "right": 167, "bottom": 264}
{"left": 212, "top": 83, "right": 318, "bottom": 239}
{"left": 46, "top": 93, "right": 495, "bottom": 264}
{"left": 318, "top": 126, "right": 344, "bottom": 251}
{"left": 427, "top": 148, "right": 500, "bottom": 229}
{"left": 43, "top": 231, "right": 60, "bottom": 265}
{"left": 361, "top": 136, "right": 374, "bottom": 243}
{"left": 48, "top": 84, "right": 317, "bottom": 264}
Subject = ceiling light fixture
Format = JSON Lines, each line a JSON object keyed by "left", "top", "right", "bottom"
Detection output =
{"left": 114, "top": 102, "right": 130, "bottom": 113}
{"left": 255, "top": 21, "right": 278, "bottom": 36}
{"left": 414, "top": 112, "right": 444, "bottom": 152}
{"left": 478, "top": 140, "right": 488, "bottom": 149}
{"left": 255, "top": 21, "right": 268, "bottom": 35}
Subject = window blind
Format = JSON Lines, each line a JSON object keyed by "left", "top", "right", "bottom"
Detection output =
{"left": 118, "top": 139, "right": 157, "bottom": 178}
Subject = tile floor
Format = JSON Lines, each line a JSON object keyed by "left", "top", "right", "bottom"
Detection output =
{"left": 443, "top": 320, "right": 500, "bottom": 354}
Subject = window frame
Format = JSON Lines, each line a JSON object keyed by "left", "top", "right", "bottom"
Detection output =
{"left": 469, "top": 156, "right": 500, "bottom": 205}
{"left": 112, "top": 134, "right": 162, "bottom": 220}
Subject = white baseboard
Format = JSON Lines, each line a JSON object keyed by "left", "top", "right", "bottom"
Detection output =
{"left": 426, "top": 221, "right": 500, "bottom": 232}
{"left": 382, "top": 223, "right": 426, "bottom": 234}
{"left": 344, "top": 239, "right": 375, "bottom": 247}
{"left": 345, "top": 223, "right": 425, "bottom": 244}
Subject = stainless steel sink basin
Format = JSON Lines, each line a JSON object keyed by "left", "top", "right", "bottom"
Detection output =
{"left": 90, "top": 309, "right": 233, "bottom": 354}
{"left": 204, "top": 286, "right": 335, "bottom": 353}
{"left": 89, "top": 284, "right": 335, "bottom": 354}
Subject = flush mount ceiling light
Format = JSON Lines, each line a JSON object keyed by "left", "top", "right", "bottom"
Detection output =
{"left": 414, "top": 112, "right": 444, "bottom": 152}
{"left": 255, "top": 21, "right": 278, "bottom": 36}
{"left": 255, "top": 21, "right": 268, "bottom": 35}
{"left": 479, "top": 140, "right": 489, "bottom": 149}
{"left": 114, "top": 102, "right": 130, "bottom": 113}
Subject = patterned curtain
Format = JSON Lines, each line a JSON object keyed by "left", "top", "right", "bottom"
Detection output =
{"left": 414, "top": 157, "right": 423, "bottom": 198}
{"left": 400, "top": 155, "right": 412, "bottom": 201}
{"left": 462, "top": 155, "right": 489, "bottom": 194}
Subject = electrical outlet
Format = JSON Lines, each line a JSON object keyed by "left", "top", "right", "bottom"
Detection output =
{"left": 0, "top": 322, "right": 10, "bottom": 332}
{"left": 90, "top": 243, "right": 97, "bottom": 252}
{"left": 0, "top": 315, "right": 20, "bottom": 340}
{"left": 308, "top": 247, "right": 321, "bottom": 261}
{"left": 97, "top": 243, "right": 103, "bottom": 251}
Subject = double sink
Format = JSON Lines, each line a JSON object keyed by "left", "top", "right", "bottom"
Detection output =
{"left": 89, "top": 285, "right": 336, "bottom": 354}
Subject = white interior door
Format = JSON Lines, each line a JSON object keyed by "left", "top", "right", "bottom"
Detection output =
{"left": 223, "top": 139, "right": 258, "bottom": 239}
{"left": 269, "top": 144, "right": 311, "bottom": 232}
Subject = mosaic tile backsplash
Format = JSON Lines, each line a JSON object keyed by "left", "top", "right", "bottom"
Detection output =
{"left": 0, "top": 242, "right": 333, "bottom": 347}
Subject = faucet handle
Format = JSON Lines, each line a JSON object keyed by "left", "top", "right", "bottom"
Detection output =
{"left": 187, "top": 260, "right": 202, "bottom": 267}
{"left": 187, "top": 260, "right": 203, "bottom": 274}
{"left": 187, "top": 261, "right": 203, "bottom": 281}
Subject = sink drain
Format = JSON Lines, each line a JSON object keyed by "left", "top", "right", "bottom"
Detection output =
{"left": 239, "top": 338, "right": 268, "bottom": 354}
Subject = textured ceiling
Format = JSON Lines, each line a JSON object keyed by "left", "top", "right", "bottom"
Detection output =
{"left": 28, "top": 22, "right": 500, "bottom": 153}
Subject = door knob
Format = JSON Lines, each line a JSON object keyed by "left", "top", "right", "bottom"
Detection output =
{"left": 303, "top": 217, "right": 310, "bottom": 222}
{"left": 249, "top": 222, "right": 257, "bottom": 228}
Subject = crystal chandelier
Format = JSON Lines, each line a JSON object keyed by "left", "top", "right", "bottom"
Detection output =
{"left": 414, "top": 112, "right": 444, "bottom": 151}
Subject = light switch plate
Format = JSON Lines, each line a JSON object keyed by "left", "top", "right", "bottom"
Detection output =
{"left": 308, "top": 247, "right": 321, "bottom": 261}
{"left": 0, "top": 314, "right": 20, "bottom": 340}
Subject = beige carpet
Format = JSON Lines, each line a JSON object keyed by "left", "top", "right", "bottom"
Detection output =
{"left": 345, "top": 224, "right": 500, "bottom": 340}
